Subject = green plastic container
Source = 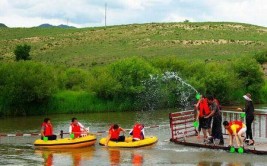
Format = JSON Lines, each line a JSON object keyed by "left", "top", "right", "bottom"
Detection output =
{"left": 238, "top": 147, "right": 244, "bottom": 154}
{"left": 70, "top": 133, "right": 75, "bottom": 139}
{"left": 193, "top": 121, "right": 199, "bottom": 128}
{"left": 230, "top": 147, "right": 235, "bottom": 153}
{"left": 43, "top": 137, "right": 48, "bottom": 142}
{"left": 195, "top": 93, "right": 201, "bottom": 100}
{"left": 240, "top": 113, "right": 246, "bottom": 118}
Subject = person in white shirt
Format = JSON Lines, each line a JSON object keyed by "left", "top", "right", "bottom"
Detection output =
{"left": 69, "top": 117, "right": 88, "bottom": 138}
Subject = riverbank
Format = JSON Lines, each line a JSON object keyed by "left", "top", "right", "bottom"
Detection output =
{"left": 1, "top": 22, "right": 267, "bottom": 116}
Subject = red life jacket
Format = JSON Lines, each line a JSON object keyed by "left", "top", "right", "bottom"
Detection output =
{"left": 228, "top": 121, "right": 243, "bottom": 135}
{"left": 110, "top": 128, "right": 122, "bottom": 139}
{"left": 132, "top": 124, "right": 144, "bottom": 140}
{"left": 42, "top": 122, "right": 53, "bottom": 136}
{"left": 71, "top": 123, "right": 81, "bottom": 138}
{"left": 198, "top": 98, "right": 211, "bottom": 117}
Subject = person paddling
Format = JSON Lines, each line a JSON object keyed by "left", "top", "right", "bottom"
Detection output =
{"left": 129, "top": 123, "right": 145, "bottom": 141}
{"left": 105, "top": 124, "right": 125, "bottom": 146}
{"left": 69, "top": 118, "right": 88, "bottom": 138}
{"left": 223, "top": 120, "right": 246, "bottom": 148}
{"left": 41, "top": 118, "right": 57, "bottom": 140}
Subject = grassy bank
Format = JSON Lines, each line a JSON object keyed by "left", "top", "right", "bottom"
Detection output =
{"left": 1, "top": 22, "right": 267, "bottom": 116}
{"left": 46, "top": 91, "right": 132, "bottom": 114}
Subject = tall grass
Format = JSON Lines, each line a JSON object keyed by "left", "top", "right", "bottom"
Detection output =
{"left": 46, "top": 91, "right": 133, "bottom": 114}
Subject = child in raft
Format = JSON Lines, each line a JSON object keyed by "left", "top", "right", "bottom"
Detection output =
{"left": 69, "top": 117, "right": 88, "bottom": 138}
{"left": 129, "top": 123, "right": 145, "bottom": 141}
{"left": 105, "top": 124, "right": 126, "bottom": 146}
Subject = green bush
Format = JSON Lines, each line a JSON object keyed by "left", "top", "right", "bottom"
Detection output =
{"left": 64, "top": 68, "right": 92, "bottom": 90}
{"left": 232, "top": 57, "right": 264, "bottom": 101}
{"left": 14, "top": 44, "right": 31, "bottom": 61}
{"left": 0, "top": 61, "right": 58, "bottom": 115}
{"left": 109, "top": 56, "right": 158, "bottom": 97}
{"left": 90, "top": 67, "right": 122, "bottom": 99}
{"left": 91, "top": 57, "right": 158, "bottom": 100}
{"left": 254, "top": 50, "right": 267, "bottom": 64}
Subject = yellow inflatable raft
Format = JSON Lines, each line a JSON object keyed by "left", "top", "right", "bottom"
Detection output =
{"left": 34, "top": 135, "right": 97, "bottom": 149}
{"left": 99, "top": 136, "right": 158, "bottom": 148}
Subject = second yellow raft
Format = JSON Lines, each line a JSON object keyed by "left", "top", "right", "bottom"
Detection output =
{"left": 99, "top": 136, "right": 158, "bottom": 148}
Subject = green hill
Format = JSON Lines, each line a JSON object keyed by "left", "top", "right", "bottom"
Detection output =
{"left": 0, "top": 22, "right": 266, "bottom": 68}
{"left": 0, "top": 23, "right": 8, "bottom": 28}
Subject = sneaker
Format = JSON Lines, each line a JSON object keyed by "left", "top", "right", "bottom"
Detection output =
{"left": 244, "top": 139, "right": 249, "bottom": 144}
{"left": 248, "top": 140, "right": 254, "bottom": 146}
{"left": 219, "top": 142, "right": 224, "bottom": 146}
{"left": 214, "top": 139, "right": 220, "bottom": 145}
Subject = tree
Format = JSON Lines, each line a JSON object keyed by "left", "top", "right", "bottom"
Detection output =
{"left": 14, "top": 44, "right": 31, "bottom": 61}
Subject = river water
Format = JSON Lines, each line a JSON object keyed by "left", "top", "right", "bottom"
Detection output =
{"left": 1, "top": 108, "right": 267, "bottom": 166}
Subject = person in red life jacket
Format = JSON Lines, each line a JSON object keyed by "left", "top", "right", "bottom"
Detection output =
{"left": 223, "top": 120, "right": 247, "bottom": 147}
{"left": 105, "top": 124, "right": 125, "bottom": 146}
{"left": 41, "top": 118, "right": 57, "bottom": 140}
{"left": 69, "top": 117, "right": 88, "bottom": 138}
{"left": 197, "top": 96, "right": 212, "bottom": 143}
{"left": 129, "top": 123, "right": 145, "bottom": 141}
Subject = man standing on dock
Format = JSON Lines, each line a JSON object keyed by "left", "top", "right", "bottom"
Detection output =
{"left": 205, "top": 96, "right": 224, "bottom": 145}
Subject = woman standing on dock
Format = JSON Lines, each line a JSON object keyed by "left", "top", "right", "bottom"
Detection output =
{"left": 238, "top": 93, "right": 254, "bottom": 145}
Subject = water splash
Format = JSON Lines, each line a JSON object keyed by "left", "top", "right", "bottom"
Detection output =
{"left": 136, "top": 71, "right": 198, "bottom": 111}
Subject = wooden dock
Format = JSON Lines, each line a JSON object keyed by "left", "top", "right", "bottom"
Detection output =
{"left": 169, "top": 110, "right": 267, "bottom": 155}
{"left": 170, "top": 135, "right": 267, "bottom": 154}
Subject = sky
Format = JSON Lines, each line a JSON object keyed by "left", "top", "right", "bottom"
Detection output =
{"left": 0, "top": 0, "right": 267, "bottom": 28}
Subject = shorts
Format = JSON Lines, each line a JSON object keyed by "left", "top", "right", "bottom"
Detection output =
{"left": 238, "top": 127, "right": 247, "bottom": 135}
{"left": 199, "top": 117, "right": 212, "bottom": 129}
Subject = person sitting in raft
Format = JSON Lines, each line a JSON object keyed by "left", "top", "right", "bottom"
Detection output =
{"left": 105, "top": 124, "right": 126, "bottom": 146}
{"left": 223, "top": 120, "right": 247, "bottom": 147}
{"left": 69, "top": 117, "right": 88, "bottom": 138}
{"left": 41, "top": 118, "right": 57, "bottom": 140}
{"left": 129, "top": 123, "right": 145, "bottom": 141}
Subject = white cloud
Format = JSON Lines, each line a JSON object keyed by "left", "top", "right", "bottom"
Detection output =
{"left": 0, "top": 0, "right": 267, "bottom": 27}
{"left": 163, "top": 13, "right": 195, "bottom": 23}
{"left": 202, "top": 0, "right": 267, "bottom": 26}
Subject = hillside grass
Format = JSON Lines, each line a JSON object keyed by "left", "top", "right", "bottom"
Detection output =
{"left": 1, "top": 22, "right": 267, "bottom": 116}
{"left": 1, "top": 22, "right": 266, "bottom": 68}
